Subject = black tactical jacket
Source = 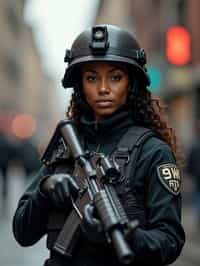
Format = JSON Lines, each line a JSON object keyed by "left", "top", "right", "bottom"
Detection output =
{"left": 12, "top": 110, "right": 185, "bottom": 266}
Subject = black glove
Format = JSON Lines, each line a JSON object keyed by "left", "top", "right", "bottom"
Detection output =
{"left": 80, "top": 203, "right": 107, "bottom": 245}
{"left": 40, "top": 173, "right": 80, "bottom": 209}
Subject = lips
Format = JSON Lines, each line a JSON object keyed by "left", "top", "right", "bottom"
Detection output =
{"left": 96, "top": 99, "right": 113, "bottom": 107}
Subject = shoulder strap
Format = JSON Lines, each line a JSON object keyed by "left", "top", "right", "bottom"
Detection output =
{"left": 112, "top": 126, "right": 156, "bottom": 182}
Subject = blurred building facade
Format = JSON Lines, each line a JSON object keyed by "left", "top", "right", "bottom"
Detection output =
{"left": 95, "top": 0, "right": 200, "bottom": 149}
{"left": 0, "top": 0, "right": 61, "bottom": 144}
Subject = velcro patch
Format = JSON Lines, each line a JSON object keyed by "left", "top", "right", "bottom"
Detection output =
{"left": 157, "top": 163, "right": 181, "bottom": 195}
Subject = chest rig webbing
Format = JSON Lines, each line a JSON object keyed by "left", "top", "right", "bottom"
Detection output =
{"left": 111, "top": 126, "right": 155, "bottom": 225}
{"left": 112, "top": 126, "right": 155, "bottom": 186}
{"left": 45, "top": 125, "right": 155, "bottom": 250}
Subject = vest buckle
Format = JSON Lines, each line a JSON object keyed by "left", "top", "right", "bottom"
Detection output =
{"left": 113, "top": 148, "right": 130, "bottom": 164}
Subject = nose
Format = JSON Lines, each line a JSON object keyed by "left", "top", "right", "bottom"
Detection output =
{"left": 98, "top": 78, "right": 110, "bottom": 94}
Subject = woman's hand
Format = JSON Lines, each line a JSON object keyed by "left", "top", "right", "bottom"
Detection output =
{"left": 40, "top": 173, "right": 80, "bottom": 209}
{"left": 81, "top": 203, "right": 107, "bottom": 245}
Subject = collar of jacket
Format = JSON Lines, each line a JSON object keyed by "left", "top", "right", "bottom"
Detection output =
{"left": 79, "top": 106, "right": 135, "bottom": 145}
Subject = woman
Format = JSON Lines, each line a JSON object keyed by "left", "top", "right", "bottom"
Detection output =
{"left": 13, "top": 25, "right": 185, "bottom": 266}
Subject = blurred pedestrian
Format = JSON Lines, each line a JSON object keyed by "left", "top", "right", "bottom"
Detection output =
{"left": 186, "top": 120, "right": 200, "bottom": 229}
{"left": 13, "top": 24, "right": 185, "bottom": 266}
{"left": 0, "top": 132, "right": 14, "bottom": 211}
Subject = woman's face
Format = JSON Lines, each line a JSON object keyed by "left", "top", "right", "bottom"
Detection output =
{"left": 82, "top": 62, "right": 129, "bottom": 121}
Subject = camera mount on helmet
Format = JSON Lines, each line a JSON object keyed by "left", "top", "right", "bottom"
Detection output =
{"left": 89, "top": 26, "right": 109, "bottom": 55}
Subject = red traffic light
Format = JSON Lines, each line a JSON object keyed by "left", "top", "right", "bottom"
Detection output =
{"left": 166, "top": 26, "right": 191, "bottom": 66}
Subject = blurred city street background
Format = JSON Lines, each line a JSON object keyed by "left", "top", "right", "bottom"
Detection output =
{"left": 0, "top": 0, "right": 200, "bottom": 265}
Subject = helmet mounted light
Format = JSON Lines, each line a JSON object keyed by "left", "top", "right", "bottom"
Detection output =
{"left": 89, "top": 26, "right": 109, "bottom": 55}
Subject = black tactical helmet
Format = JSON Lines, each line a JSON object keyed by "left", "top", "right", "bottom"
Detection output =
{"left": 62, "top": 24, "right": 150, "bottom": 88}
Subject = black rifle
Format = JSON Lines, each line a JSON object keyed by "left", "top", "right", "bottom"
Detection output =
{"left": 49, "top": 120, "right": 137, "bottom": 264}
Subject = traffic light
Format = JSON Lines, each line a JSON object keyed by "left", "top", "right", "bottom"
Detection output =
{"left": 166, "top": 26, "right": 191, "bottom": 66}
{"left": 147, "top": 65, "right": 162, "bottom": 93}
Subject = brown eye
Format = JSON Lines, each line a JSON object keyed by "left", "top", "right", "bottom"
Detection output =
{"left": 111, "top": 74, "right": 122, "bottom": 81}
{"left": 86, "top": 75, "right": 97, "bottom": 82}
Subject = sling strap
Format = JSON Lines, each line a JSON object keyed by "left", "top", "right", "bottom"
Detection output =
{"left": 112, "top": 126, "right": 156, "bottom": 186}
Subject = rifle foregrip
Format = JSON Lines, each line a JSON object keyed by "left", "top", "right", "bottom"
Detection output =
{"left": 94, "top": 190, "right": 119, "bottom": 231}
{"left": 106, "top": 185, "right": 129, "bottom": 224}
{"left": 111, "top": 229, "right": 134, "bottom": 264}
{"left": 94, "top": 190, "right": 134, "bottom": 264}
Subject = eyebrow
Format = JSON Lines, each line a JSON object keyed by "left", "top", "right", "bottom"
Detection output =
{"left": 83, "top": 69, "right": 97, "bottom": 73}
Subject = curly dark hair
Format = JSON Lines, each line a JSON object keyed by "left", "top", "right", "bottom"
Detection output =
{"left": 65, "top": 76, "right": 182, "bottom": 164}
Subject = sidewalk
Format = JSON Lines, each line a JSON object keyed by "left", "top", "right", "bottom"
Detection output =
{"left": 173, "top": 204, "right": 200, "bottom": 265}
